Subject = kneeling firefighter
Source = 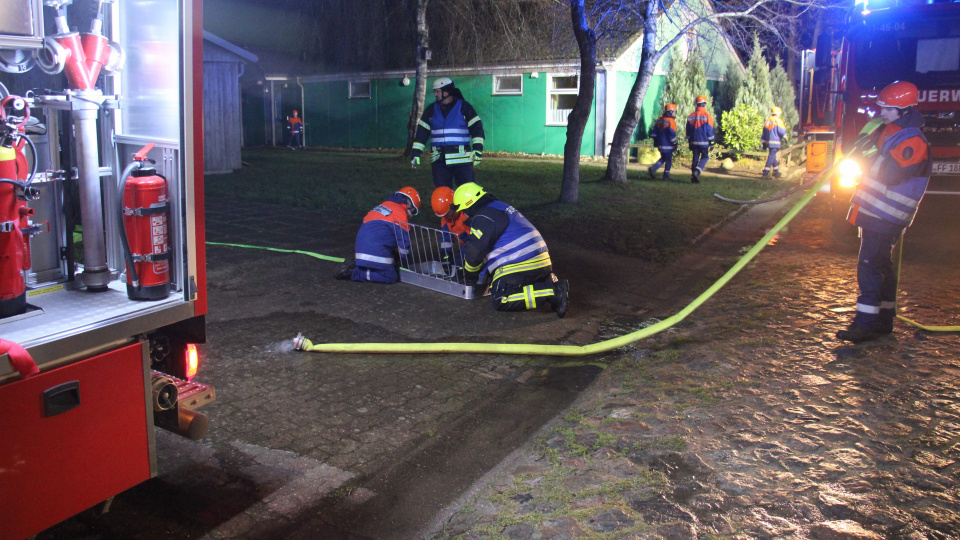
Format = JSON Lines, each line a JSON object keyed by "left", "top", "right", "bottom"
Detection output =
{"left": 336, "top": 187, "right": 421, "bottom": 283}
{"left": 452, "top": 182, "right": 569, "bottom": 318}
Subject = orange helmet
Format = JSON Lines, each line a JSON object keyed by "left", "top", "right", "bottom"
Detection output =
{"left": 396, "top": 186, "right": 421, "bottom": 216}
{"left": 876, "top": 80, "right": 919, "bottom": 108}
{"left": 431, "top": 186, "right": 455, "bottom": 216}
{"left": 665, "top": 103, "right": 677, "bottom": 112}
{"left": 771, "top": 106, "right": 782, "bottom": 115}
{"left": 292, "top": 109, "right": 298, "bottom": 114}
{"left": 695, "top": 95, "right": 707, "bottom": 105}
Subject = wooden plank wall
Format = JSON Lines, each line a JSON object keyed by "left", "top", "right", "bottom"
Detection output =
{"left": 202, "top": 55, "right": 242, "bottom": 174}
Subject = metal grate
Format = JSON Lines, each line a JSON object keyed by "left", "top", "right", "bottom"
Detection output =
{"left": 396, "top": 222, "right": 482, "bottom": 299}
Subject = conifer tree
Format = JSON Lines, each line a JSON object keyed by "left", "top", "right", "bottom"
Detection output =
{"left": 687, "top": 54, "right": 715, "bottom": 125}
{"left": 716, "top": 60, "right": 743, "bottom": 119}
{"left": 737, "top": 35, "right": 773, "bottom": 116}
{"left": 661, "top": 51, "right": 714, "bottom": 146}
{"left": 661, "top": 53, "right": 693, "bottom": 121}
{"left": 770, "top": 59, "right": 799, "bottom": 138}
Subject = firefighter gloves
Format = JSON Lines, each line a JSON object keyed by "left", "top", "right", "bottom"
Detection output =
{"left": 473, "top": 150, "right": 482, "bottom": 165}
{"left": 411, "top": 156, "right": 420, "bottom": 168}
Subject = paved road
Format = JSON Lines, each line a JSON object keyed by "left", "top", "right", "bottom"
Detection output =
{"left": 436, "top": 194, "right": 960, "bottom": 539}
{"left": 36, "top": 188, "right": 958, "bottom": 539}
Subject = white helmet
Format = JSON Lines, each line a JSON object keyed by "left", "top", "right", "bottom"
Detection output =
{"left": 432, "top": 77, "right": 454, "bottom": 91}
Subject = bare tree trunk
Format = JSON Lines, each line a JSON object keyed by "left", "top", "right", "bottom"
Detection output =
{"left": 405, "top": 0, "right": 430, "bottom": 157}
{"left": 604, "top": 0, "right": 660, "bottom": 184}
{"left": 559, "top": 0, "right": 597, "bottom": 204}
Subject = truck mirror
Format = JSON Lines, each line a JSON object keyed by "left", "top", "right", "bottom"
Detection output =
{"left": 815, "top": 33, "right": 833, "bottom": 68}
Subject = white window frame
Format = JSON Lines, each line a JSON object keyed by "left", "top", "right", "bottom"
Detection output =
{"left": 493, "top": 74, "right": 523, "bottom": 96}
{"left": 546, "top": 73, "right": 579, "bottom": 126}
{"left": 349, "top": 80, "right": 372, "bottom": 99}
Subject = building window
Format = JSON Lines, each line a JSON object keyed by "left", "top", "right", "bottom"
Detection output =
{"left": 493, "top": 74, "right": 523, "bottom": 95}
{"left": 349, "top": 80, "right": 371, "bottom": 99}
{"left": 547, "top": 74, "right": 579, "bottom": 125}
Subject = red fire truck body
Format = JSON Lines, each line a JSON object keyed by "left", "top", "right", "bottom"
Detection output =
{"left": 806, "top": 0, "right": 960, "bottom": 211}
{"left": 0, "top": 1, "right": 210, "bottom": 538}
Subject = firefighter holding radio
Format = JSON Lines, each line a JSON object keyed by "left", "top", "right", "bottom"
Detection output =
{"left": 836, "top": 80, "right": 932, "bottom": 343}
{"left": 335, "top": 187, "right": 421, "bottom": 283}
{"left": 411, "top": 78, "right": 485, "bottom": 189}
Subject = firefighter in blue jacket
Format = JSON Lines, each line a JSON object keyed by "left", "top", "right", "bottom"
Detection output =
{"left": 648, "top": 103, "right": 678, "bottom": 181}
{"left": 837, "top": 81, "right": 931, "bottom": 343}
{"left": 760, "top": 106, "right": 786, "bottom": 178}
{"left": 686, "top": 95, "right": 715, "bottom": 184}
{"left": 335, "top": 187, "right": 421, "bottom": 284}
{"left": 452, "top": 182, "right": 569, "bottom": 318}
{"left": 411, "top": 78, "right": 485, "bottom": 189}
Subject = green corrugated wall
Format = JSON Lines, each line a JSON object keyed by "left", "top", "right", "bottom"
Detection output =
{"left": 301, "top": 72, "right": 598, "bottom": 156}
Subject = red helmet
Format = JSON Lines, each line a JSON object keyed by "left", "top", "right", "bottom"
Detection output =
{"left": 431, "top": 186, "right": 455, "bottom": 216}
{"left": 396, "top": 186, "right": 421, "bottom": 216}
{"left": 665, "top": 103, "right": 677, "bottom": 112}
{"left": 876, "top": 80, "right": 918, "bottom": 108}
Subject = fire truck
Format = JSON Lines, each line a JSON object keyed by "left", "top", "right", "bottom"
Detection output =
{"left": 801, "top": 0, "right": 960, "bottom": 219}
{"left": 0, "top": 1, "right": 211, "bottom": 538}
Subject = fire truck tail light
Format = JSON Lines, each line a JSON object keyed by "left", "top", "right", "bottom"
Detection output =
{"left": 186, "top": 344, "right": 198, "bottom": 380}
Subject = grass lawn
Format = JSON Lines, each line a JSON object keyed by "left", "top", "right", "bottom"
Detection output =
{"left": 206, "top": 148, "right": 785, "bottom": 263}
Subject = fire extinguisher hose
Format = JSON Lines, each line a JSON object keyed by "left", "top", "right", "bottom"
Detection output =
{"left": 118, "top": 160, "right": 141, "bottom": 288}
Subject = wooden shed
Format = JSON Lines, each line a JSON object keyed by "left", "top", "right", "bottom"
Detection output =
{"left": 203, "top": 32, "right": 257, "bottom": 174}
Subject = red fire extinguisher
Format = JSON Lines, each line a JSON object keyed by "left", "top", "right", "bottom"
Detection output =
{"left": 0, "top": 96, "right": 36, "bottom": 319}
{"left": 119, "top": 143, "right": 170, "bottom": 301}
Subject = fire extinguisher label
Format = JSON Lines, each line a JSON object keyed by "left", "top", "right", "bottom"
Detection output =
{"left": 151, "top": 214, "right": 169, "bottom": 273}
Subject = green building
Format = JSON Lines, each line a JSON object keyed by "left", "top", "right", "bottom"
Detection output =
{"left": 247, "top": 5, "right": 744, "bottom": 157}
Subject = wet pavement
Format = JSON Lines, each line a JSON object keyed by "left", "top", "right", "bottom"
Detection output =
{"left": 35, "top": 186, "right": 960, "bottom": 540}
{"left": 433, "top": 196, "right": 960, "bottom": 539}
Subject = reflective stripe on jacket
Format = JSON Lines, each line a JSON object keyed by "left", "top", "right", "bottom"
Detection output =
{"left": 356, "top": 200, "right": 411, "bottom": 268}
{"left": 430, "top": 101, "right": 472, "bottom": 164}
{"left": 686, "top": 107, "right": 715, "bottom": 147}
{"left": 761, "top": 116, "right": 786, "bottom": 148}
{"left": 851, "top": 118, "right": 930, "bottom": 229}
{"left": 650, "top": 117, "right": 677, "bottom": 152}
{"left": 466, "top": 201, "right": 549, "bottom": 281}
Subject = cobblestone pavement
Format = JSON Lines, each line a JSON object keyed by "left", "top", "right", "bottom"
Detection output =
{"left": 432, "top": 197, "right": 960, "bottom": 540}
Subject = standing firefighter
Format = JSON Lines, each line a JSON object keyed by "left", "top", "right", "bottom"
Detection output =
{"left": 837, "top": 81, "right": 931, "bottom": 343}
{"left": 648, "top": 103, "right": 678, "bottom": 181}
{"left": 686, "top": 95, "right": 715, "bottom": 184}
{"left": 335, "top": 187, "right": 422, "bottom": 284}
{"left": 286, "top": 109, "right": 304, "bottom": 150}
{"left": 411, "top": 78, "right": 485, "bottom": 188}
{"left": 761, "top": 106, "right": 786, "bottom": 178}
{"left": 453, "top": 182, "right": 569, "bottom": 318}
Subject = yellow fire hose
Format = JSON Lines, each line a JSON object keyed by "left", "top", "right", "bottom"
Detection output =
{"left": 208, "top": 171, "right": 956, "bottom": 356}
{"left": 893, "top": 240, "right": 960, "bottom": 332}
{"left": 206, "top": 242, "right": 345, "bottom": 263}
{"left": 294, "top": 170, "right": 830, "bottom": 355}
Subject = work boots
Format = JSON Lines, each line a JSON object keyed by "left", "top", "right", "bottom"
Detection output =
{"left": 663, "top": 172, "right": 671, "bottom": 182}
{"left": 761, "top": 169, "right": 770, "bottom": 179}
{"left": 772, "top": 170, "right": 782, "bottom": 179}
{"left": 647, "top": 167, "right": 656, "bottom": 180}
{"left": 836, "top": 321, "right": 884, "bottom": 343}
{"left": 551, "top": 274, "right": 569, "bottom": 319}
{"left": 690, "top": 170, "right": 700, "bottom": 184}
{"left": 334, "top": 261, "right": 356, "bottom": 280}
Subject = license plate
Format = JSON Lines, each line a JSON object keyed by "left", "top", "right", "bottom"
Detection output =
{"left": 932, "top": 161, "right": 960, "bottom": 174}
